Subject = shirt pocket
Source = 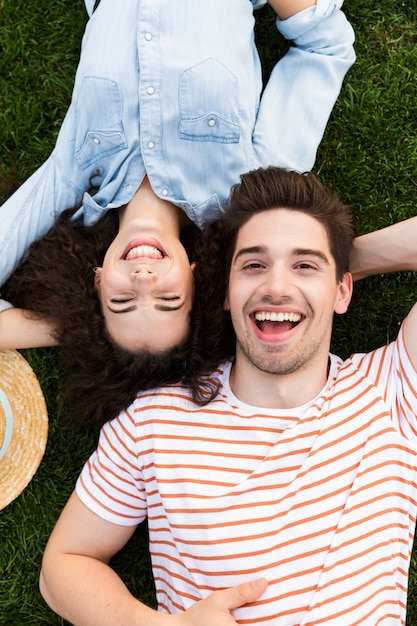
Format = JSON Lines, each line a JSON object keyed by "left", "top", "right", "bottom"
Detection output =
{"left": 75, "top": 76, "right": 127, "bottom": 169}
{"left": 179, "top": 59, "right": 240, "bottom": 144}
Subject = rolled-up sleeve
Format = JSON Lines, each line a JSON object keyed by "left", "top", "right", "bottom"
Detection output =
{"left": 253, "top": 0, "right": 355, "bottom": 172}
{"left": 0, "top": 151, "right": 85, "bottom": 286}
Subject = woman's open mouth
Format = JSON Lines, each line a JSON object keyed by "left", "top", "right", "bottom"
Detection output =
{"left": 122, "top": 238, "right": 167, "bottom": 260}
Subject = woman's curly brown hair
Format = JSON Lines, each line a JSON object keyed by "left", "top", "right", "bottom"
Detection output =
{"left": 3, "top": 209, "right": 229, "bottom": 430}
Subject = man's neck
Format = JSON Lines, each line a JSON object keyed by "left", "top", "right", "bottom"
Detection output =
{"left": 229, "top": 354, "right": 330, "bottom": 409}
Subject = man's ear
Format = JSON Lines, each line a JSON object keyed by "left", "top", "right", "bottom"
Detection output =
{"left": 93, "top": 267, "right": 102, "bottom": 290}
{"left": 334, "top": 272, "right": 353, "bottom": 315}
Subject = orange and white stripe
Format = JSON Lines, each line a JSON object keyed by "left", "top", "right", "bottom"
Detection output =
{"left": 77, "top": 326, "right": 417, "bottom": 625}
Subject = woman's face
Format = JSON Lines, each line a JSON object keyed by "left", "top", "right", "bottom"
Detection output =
{"left": 94, "top": 182, "right": 194, "bottom": 352}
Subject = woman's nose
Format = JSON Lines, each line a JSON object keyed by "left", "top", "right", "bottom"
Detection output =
{"left": 131, "top": 266, "right": 157, "bottom": 281}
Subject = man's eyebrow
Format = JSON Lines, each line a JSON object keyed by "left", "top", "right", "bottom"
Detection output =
{"left": 233, "top": 245, "right": 266, "bottom": 263}
{"left": 293, "top": 248, "right": 330, "bottom": 265}
{"left": 233, "top": 245, "right": 330, "bottom": 265}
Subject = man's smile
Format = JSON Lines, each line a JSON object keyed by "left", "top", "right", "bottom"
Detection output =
{"left": 251, "top": 309, "right": 304, "bottom": 339}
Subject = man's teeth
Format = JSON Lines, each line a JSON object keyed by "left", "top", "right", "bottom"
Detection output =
{"left": 254, "top": 311, "right": 301, "bottom": 322}
{"left": 126, "top": 245, "right": 163, "bottom": 260}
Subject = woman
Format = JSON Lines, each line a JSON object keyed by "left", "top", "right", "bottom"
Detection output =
{"left": 0, "top": 0, "right": 355, "bottom": 427}
{"left": 2, "top": 186, "right": 220, "bottom": 430}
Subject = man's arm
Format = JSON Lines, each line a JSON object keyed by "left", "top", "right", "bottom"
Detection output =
{"left": 350, "top": 215, "right": 417, "bottom": 370}
{"left": 40, "top": 492, "right": 268, "bottom": 626}
{"left": 0, "top": 308, "right": 58, "bottom": 348}
{"left": 350, "top": 216, "right": 417, "bottom": 281}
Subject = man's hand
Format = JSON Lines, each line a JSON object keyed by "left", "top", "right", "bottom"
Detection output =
{"left": 172, "top": 578, "right": 268, "bottom": 626}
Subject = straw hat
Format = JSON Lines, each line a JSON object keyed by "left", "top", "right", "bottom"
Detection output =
{"left": 0, "top": 349, "right": 48, "bottom": 510}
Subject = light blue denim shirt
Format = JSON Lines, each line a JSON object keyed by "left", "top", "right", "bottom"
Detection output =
{"left": 0, "top": 0, "right": 355, "bottom": 293}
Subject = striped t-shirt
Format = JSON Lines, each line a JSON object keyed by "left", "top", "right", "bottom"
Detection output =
{"left": 77, "top": 325, "right": 417, "bottom": 625}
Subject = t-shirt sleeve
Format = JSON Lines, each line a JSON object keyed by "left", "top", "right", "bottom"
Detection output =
{"left": 351, "top": 325, "right": 417, "bottom": 443}
{"left": 76, "top": 412, "right": 147, "bottom": 526}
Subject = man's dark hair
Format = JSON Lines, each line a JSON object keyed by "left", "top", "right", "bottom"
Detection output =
{"left": 193, "top": 166, "right": 356, "bottom": 365}
{"left": 223, "top": 166, "right": 356, "bottom": 282}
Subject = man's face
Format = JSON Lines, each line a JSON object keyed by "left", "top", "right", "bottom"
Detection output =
{"left": 225, "top": 208, "right": 352, "bottom": 378}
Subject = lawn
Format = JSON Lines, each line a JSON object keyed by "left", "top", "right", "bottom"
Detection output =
{"left": 1, "top": 0, "right": 417, "bottom": 624}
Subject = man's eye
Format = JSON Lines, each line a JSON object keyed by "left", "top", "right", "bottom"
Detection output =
{"left": 243, "top": 263, "right": 263, "bottom": 270}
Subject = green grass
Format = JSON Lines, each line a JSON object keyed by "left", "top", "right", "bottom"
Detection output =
{"left": 1, "top": 0, "right": 417, "bottom": 623}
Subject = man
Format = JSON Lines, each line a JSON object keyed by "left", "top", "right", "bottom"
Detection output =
{"left": 39, "top": 167, "right": 417, "bottom": 625}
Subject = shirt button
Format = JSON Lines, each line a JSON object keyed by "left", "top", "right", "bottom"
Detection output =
{"left": 147, "top": 141, "right": 155, "bottom": 149}
{"left": 208, "top": 119, "right": 216, "bottom": 127}
{"left": 93, "top": 137, "right": 100, "bottom": 144}
{"left": 162, "top": 189, "right": 169, "bottom": 197}
{"left": 144, "top": 32, "right": 152, "bottom": 41}
{"left": 126, "top": 184, "right": 132, "bottom": 191}
{"left": 146, "top": 86, "right": 155, "bottom": 95}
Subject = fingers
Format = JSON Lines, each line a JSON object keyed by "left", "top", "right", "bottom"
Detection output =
{"left": 216, "top": 577, "right": 269, "bottom": 611}
{"left": 177, "top": 578, "right": 269, "bottom": 626}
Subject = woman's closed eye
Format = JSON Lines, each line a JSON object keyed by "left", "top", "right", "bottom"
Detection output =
{"left": 155, "top": 295, "right": 184, "bottom": 311}
{"left": 107, "top": 293, "right": 184, "bottom": 313}
{"left": 110, "top": 295, "right": 136, "bottom": 304}
{"left": 159, "top": 295, "right": 180, "bottom": 302}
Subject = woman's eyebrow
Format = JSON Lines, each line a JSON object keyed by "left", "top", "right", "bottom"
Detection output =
{"left": 155, "top": 301, "right": 185, "bottom": 312}
{"left": 107, "top": 304, "right": 138, "bottom": 314}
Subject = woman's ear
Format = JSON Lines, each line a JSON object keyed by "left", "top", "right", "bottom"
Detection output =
{"left": 93, "top": 267, "right": 102, "bottom": 290}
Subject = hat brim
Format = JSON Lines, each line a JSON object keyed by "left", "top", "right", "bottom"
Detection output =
{"left": 0, "top": 349, "right": 48, "bottom": 510}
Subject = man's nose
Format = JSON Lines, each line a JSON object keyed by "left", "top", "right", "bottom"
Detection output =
{"left": 262, "top": 264, "right": 293, "bottom": 298}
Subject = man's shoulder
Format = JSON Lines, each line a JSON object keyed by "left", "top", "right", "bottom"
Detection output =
{"left": 329, "top": 329, "right": 411, "bottom": 389}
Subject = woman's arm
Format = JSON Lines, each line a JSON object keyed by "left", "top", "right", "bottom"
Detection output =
{"left": 254, "top": 0, "right": 355, "bottom": 173}
{"left": 0, "top": 308, "right": 58, "bottom": 348}
{"left": 268, "top": 0, "right": 316, "bottom": 20}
